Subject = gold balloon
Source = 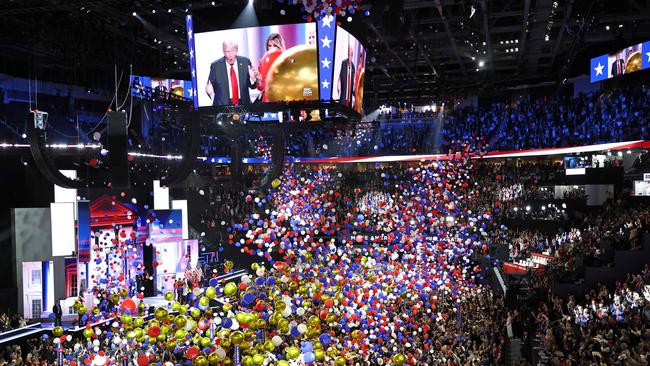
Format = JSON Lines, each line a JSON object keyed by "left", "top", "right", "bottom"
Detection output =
{"left": 241, "top": 356, "right": 253, "bottom": 366}
{"left": 286, "top": 346, "right": 300, "bottom": 359}
{"left": 354, "top": 68, "right": 365, "bottom": 113}
{"left": 208, "top": 352, "right": 220, "bottom": 365}
{"left": 171, "top": 85, "right": 184, "bottom": 97}
{"left": 274, "top": 301, "right": 286, "bottom": 312}
{"left": 263, "top": 340, "right": 275, "bottom": 352}
{"left": 252, "top": 353, "right": 264, "bottom": 365}
{"left": 335, "top": 356, "right": 347, "bottom": 366}
{"left": 218, "top": 329, "right": 231, "bottom": 339}
{"left": 230, "top": 331, "right": 244, "bottom": 345}
{"left": 314, "top": 349, "right": 325, "bottom": 361}
{"left": 265, "top": 45, "right": 319, "bottom": 102}
{"left": 52, "top": 326, "right": 63, "bottom": 337}
{"left": 222, "top": 357, "right": 233, "bottom": 366}
{"left": 625, "top": 51, "right": 642, "bottom": 74}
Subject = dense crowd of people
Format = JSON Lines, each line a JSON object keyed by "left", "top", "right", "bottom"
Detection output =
{"left": 528, "top": 265, "right": 650, "bottom": 365}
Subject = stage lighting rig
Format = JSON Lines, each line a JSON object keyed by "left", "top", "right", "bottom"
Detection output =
{"left": 26, "top": 109, "right": 201, "bottom": 189}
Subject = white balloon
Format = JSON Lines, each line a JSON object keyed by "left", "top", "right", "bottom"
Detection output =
{"left": 296, "top": 308, "right": 306, "bottom": 316}
{"left": 297, "top": 324, "right": 307, "bottom": 334}
{"left": 271, "top": 335, "right": 283, "bottom": 347}
{"left": 184, "top": 319, "right": 195, "bottom": 331}
{"left": 282, "top": 307, "right": 292, "bottom": 317}
{"left": 215, "top": 347, "right": 226, "bottom": 360}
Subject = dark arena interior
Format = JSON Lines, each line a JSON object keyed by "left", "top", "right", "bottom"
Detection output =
{"left": 0, "top": 0, "right": 650, "bottom": 365}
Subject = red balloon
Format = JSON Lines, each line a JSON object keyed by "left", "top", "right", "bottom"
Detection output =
{"left": 147, "top": 325, "right": 161, "bottom": 338}
{"left": 258, "top": 49, "right": 283, "bottom": 101}
{"left": 121, "top": 298, "right": 137, "bottom": 315}
{"left": 186, "top": 346, "right": 200, "bottom": 360}
{"left": 136, "top": 353, "right": 149, "bottom": 366}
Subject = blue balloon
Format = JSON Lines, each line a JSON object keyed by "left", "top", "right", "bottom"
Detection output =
{"left": 319, "top": 333, "right": 331, "bottom": 346}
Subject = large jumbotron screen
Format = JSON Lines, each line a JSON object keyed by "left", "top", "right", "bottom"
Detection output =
{"left": 192, "top": 22, "right": 318, "bottom": 107}
{"left": 186, "top": 14, "right": 366, "bottom": 114}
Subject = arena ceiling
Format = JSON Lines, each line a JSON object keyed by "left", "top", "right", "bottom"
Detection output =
{"left": 0, "top": 0, "right": 649, "bottom": 107}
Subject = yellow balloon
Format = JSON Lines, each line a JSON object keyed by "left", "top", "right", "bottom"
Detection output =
{"left": 271, "top": 179, "right": 281, "bottom": 189}
{"left": 224, "top": 282, "right": 238, "bottom": 296}
{"left": 252, "top": 353, "right": 264, "bottom": 365}
{"left": 241, "top": 356, "right": 253, "bottom": 366}
{"left": 230, "top": 331, "right": 244, "bottom": 345}
{"left": 206, "top": 287, "right": 217, "bottom": 300}
{"left": 286, "top": 346, "right": 300, "bottom": 360}
{"left": 225, "top": 260, "right": 234, "bottom": 269}
{"left": 164, "top": 292, "right": 174, "bottom": 301}
{"left": 52, "top": 326, "right": 63, "bottom": 337}
{"left": 314, "top": 349, "right": 325, "bottom": 361}
{"left": 154, "top": 307, "right": 168, "bottom": 321}
{"left": 174, "top": 315, "right": 187, "bottom": 328}
{"left": 274, "top": 301, "right": 286, "bottom": 312}
{"left": 208, "top": 352, "right": 220, "bottom": 365}
{"left": 335, "top": 356, "right": 347, "bottom": 366}
{"left": 263, "top": 340, "right": 275, "bottom": 353}
{"left": 195, "top": 356, "right": 208, "bottom": 366}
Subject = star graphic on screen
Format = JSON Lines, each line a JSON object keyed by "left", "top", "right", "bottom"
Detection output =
{"left": 321, "top": 15, "right": 334, "bottom": 28}
{"left": 646, "top": 51, "right": 650, "bottom": 62}
{"left": 321, "top": 80, "right": 330, "bottom": 89}
{"left": 320, "top": 35, "right": 332, "bottom": 48}
{"left": 188, "top": 29, "right": 193, "bottom": 40}
{"left": 594, "top": 62, "right": 604, "bottom": 76}
{"left": 191, "top": 69, "right": 195, "bottom": 78}
{"left": 190, "top": 49, "right": 194, "bottom": 59}
{"left": 186, "top": 15, "right": 191, "bottom": 21}
{"left": 187, "top": 88, "right": 194, "bottom": 97}
{"left": 321, "top": 57, "right": 331, "bottom": 69}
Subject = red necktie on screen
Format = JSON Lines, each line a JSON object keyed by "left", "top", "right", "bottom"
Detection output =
{"left": 346, "top": 61, "right": 351, "bottom": 106}
{"left": 230, "top": 64, "right": 239, "bottom": 105}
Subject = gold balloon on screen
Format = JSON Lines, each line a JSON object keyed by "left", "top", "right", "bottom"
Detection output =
{"left": 354, "top": 68, "right": 365, "bottom": 113}
{"left": 171, "top": 85, "right": 184, "bottom": 97}
{"left": 625, "top": 51, "right": 642, "bottom": 74}
{"left": 265, "top": 45, "right": 319, "bottom": 102}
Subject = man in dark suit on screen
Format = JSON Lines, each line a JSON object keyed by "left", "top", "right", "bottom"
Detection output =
{"left": 205, "top": 40, "right": 261, "bottom": 106}
{"left": 610, "top": 57, "right": 625, "bottom": 77}
{"left": 337, "top": 46, "right": 355, "bottom": 107}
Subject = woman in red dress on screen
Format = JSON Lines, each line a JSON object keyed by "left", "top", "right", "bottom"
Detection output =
{"left": 257, "top": 33, "right": 285, "bottom": 102}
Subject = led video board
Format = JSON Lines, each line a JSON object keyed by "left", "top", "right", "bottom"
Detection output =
{"left": 186, "top": 14, "right": 366, "bottom": 113}
{"left": 590, "top": 41, "right": 650, "bottom": 82}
